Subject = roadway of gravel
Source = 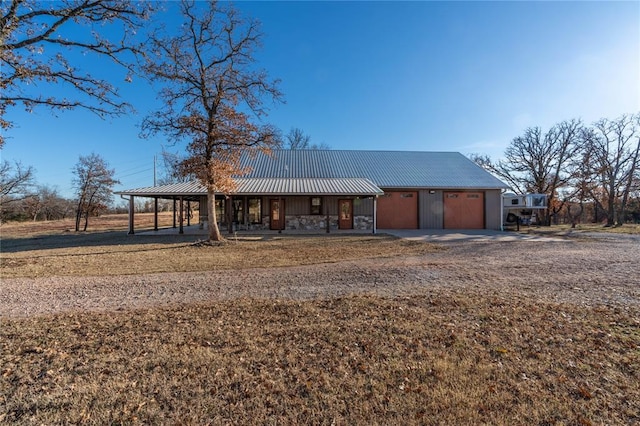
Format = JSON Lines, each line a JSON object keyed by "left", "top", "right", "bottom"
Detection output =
{"left": 1, "top": 234, "right": 638, "bottom": 318}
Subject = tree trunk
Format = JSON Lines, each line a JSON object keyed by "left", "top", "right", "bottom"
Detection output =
{"left": 75, "top": 201, "right": 83, "bottom": 231}
{"left": 207, "top": 189, "right": 223, "bottom": 241}
{"left": 606, "top": 184, "right": 616, "bottom": 227}
{"left": 617, "top": 139, "right": 640, "bottom": 226}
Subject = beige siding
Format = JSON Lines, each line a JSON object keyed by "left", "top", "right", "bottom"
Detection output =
{"left": 419, "top": 190, "right": 444, "bottom": 229}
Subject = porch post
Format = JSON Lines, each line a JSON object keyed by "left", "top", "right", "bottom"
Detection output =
{"left": 154, "top": 197, "right": 158, "bottom": 231}
{"left": 373, "top": 195, "right": 377, "bottom": 234}
{"left": 179, "top": 196, "right": 184, "bottom": 234}
{"left": 187, "top": 201, "right": 191, "bottom": 226}
{"left": 228, "top": 195, "right": 233, "bottom": 234}
{"left": 278, "top": 195, "right": 282, "bottom": 233}
{"left": 325, "top": 196, "right": 330, "bottom": 234}
{"left": 243, "top": 196, "right": 248, "bottom": 228}
{"left": 172, "top": 198, "right": 177, "bottom": 228}
{"left": 128, "top": 196, "right": 135, "bottom": 235}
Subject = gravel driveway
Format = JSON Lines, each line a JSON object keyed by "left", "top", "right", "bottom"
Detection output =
{"left": 1, "top": 234, "right": 638, "bottom": 318}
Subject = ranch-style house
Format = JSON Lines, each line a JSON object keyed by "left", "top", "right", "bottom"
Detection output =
{"left": 116, "top": 150, "right": 509, "bottom": 234}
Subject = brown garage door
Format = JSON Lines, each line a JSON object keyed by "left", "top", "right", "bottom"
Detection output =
{"left": 377, "top": 191, "right": 418, "bottom": 229}
{"left": 444, "top": 192, "right": 484, "bottom": 229}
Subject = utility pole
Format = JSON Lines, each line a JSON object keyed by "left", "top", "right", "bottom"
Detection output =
{"left": 153, "top": 155, "right": 157, "bottom": 186}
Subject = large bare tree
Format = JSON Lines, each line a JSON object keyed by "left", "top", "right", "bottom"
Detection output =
{"left": 72, "top": 153, "right": 119, "bottom": 231}
{"left": 472, "top": 119, "right": 583, "bottom": 225}
{"left": 0, "top": 0, "right": 154, "bottom": 148}
{"left": 141, "top": 0, "right": 282, "bottom": 242}
{"left": 582, "top": 113, "right": 640, "bottom": 226}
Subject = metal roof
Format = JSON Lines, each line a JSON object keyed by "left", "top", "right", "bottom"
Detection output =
{"left": 117, "top": 150, "right": 508, "bottom": 196}
{"left": 239, "top": 150, "right": 508, "bottom": 189}
{"left": 117, "top": 177, "right": 383, "bottom": 197}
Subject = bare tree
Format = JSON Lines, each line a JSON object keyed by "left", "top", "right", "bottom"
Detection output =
{"left": 285, "top": 127, "right": 330, "bottom": 150}
{"left": 72, "top": 153, "right": 119, "bottom": 231}
{"left": 141, "top": 0, "right": 282, "bottom": 242}
{"left": 470, "top": 154, "right": 525, "bottom": 194}
{"left": 22, "top": 185, "right": 70, "bottom": 221}
{"left": 473, "top": 119, "right": 583, "bottom": 225}
{"left": 0, "top": 159, "right": 34, "bottom": 221}
{"left": 583, "top": 113, "right": 640, "bottom": 226}
{"left": 0, "top": 0, "right": 154, "bottom": 148}
{"left": 286, "top": 127, "right": 311, "bottom": 149}
{"left": 157, "top": 148, "right": 191, "bottom": 185}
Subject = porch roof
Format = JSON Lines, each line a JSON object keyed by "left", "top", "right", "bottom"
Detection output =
{"left": 116, "top": 177, "right": 383, "bottom": 198}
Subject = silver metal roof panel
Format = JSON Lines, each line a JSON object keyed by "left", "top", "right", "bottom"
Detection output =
{"left": 240, "top": 150, "right": 508, "bottom": 189}
{"left": 117, "top": 177, "right": 383, "bottom": 196}
{"left": 117, "top": 150, "right": 508, "bottom": 196}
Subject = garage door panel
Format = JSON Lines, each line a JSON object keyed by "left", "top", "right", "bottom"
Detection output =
{"left": 377, "top": 191, "right": 418, "bottom": 229}
{"left": 444, "top": 192, "right": 484, "bottom": 229}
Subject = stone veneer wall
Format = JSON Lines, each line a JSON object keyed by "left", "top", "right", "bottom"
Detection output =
{"left": 285, "top": 215, "right": 373, "bottom": 231}
{"left": 285, "top": 215, "right": 337, "bottom": 231}
{"left": 354, "top": 215, "right": 374, "bottom": 230}
{"left": 212, "top": 215, "right": 374, "bottom": 231}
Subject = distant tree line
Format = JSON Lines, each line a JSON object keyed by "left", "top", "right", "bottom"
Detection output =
{"left": 0, "top": 153, "right": 119, "bottom": 229}
{"left": 472, "top": 113, "right": 640, "bottom": 227}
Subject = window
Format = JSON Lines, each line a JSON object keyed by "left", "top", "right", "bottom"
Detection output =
{"left": 310, "top": 197, "right": 322, "bottom": 215}
{"left": 248, "top": 198, "right": 261, "bottom": 224}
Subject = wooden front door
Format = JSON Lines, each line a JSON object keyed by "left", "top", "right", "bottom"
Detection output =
{"left": 270, "top": 199, "right": 285, "bottom": 230}
{"left": 338, "top": 199, "right": 353, "bottom": 229}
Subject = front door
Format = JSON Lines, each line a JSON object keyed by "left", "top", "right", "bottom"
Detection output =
{"left": 338, "top": 199, "right": 353, "bottom": 229}
{"left": 270, "top": 199, "right": 285, "bottom": 230}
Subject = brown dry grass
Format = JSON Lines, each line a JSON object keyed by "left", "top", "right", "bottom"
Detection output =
{"left": 1, "top": 294, "right": 638, "bottom": 425}
{"left": 2, "top": 214, "right": 638, "bottom": 424}
{"left": 518, "top": 223, "right": 640, "bottom": 236}
{"left": 0, "top": 213, "right": 439, "bottom": 278}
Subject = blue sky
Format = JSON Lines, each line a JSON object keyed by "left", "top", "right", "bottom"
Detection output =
{"left": 2, "top": 1, "right": 639, "bottom": 200}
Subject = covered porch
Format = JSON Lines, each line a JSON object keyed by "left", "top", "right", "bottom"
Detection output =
{"left": 115, "top": 178, "right": 383, "bottom": 236}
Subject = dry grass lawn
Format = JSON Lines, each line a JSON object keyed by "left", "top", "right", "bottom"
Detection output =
{"left": 1, "top": 214, "right": 638, "bottom": 424}
{"left": 0, "top": 213, "right": 439, "bottom": 278}
{"left": 1, "top": 295, "right": 638, "bottom": 425}
{"left": 518, "top": 222, "right": 640, "bottom": 236}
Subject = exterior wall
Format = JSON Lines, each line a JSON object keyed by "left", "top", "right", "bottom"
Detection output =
{"left": 226, "top": 195, "right": 375, "bottom": 231}
{"left": 417, "top": 189, "right": 502, "bottom": 230}
{"left": 419, "top": 189, "right": 444, "bottom": 229}
{"left": 354, "top": 215, "right": 374, "bottom": 230}
{"left": 353, "top": 197, "right": 373, "bottom": 215}
{"left": 198, "top": 191, "right": 500, "bottom": 231}
{"left": 282, "top": 214, "right": 373, "bottom": 231}
{"left": 484, "top": 189, "right": 502, "bottom": 230}
{"left": 281, "top": 195, "right": 374, "bottom": 231}
{"left": 285, "top": 215, "right": 338, "bottom": 230}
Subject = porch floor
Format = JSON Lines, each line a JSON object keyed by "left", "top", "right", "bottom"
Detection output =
{"left": 135, "top": 225, "right": 375, "bottom": 237}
